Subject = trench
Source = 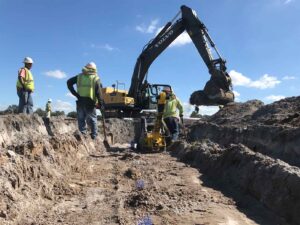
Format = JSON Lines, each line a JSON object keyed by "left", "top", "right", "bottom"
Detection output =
{"left": 0, "top": 114, "right": 297, "bottom": 224}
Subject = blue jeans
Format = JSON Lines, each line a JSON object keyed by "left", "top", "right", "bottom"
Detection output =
{"left": 164, "top": 117, "right": 179, "bottom": 141}
{"left": 76, "top": 103, "right": 97, "bottom": 139}
{"left": 17, "top": 89, "right": 33, "bottom": 114}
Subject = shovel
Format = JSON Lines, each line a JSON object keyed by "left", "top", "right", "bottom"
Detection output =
{"left": 99, "top": 108, "right": 113, "bottom": 149}
{"left": 180, "top": 116, "right": 187, "bottom": 140}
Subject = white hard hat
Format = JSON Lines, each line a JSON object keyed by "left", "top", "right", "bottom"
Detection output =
{"left": 86, "top": 62, "right": 97, "bottom": 69}
{"left": 23, "top": 57, "right": 34, "bottom": 64}
{"left": 48, "top": 98, "right": 52, "bottom": 102}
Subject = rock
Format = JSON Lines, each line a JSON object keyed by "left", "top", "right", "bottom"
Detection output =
{"left": 0, "top": 210, "right": 7, "bottom": 218}
{"left": 124, "top": 168, "right": 140, "bottom": 179}
{"left": 6, "top": 150, "right": 16, "bottom": 158}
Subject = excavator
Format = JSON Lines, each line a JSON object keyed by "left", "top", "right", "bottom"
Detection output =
{"left": 101, "top": 5, "right": 235, "bottom": 150}
{"left": 102, "top": 5, "right": 234, "bottom": 117}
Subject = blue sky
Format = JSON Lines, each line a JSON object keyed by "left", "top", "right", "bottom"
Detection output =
{"left": 0, "top": 0, "right": 299, "bottom": 115}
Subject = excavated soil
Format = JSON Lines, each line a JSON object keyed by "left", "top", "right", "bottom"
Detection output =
{"left": 189, "top": 98, "right": 300, "bottom": 167}
{"left": 0, "top": 96, "right": 299, "bottom": 225}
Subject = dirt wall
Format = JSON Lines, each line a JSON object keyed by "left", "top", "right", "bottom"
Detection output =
{"left": 171, "top": 141, "right": 300, "bottom": 225}
{"left": 0, "top": 115, "right": 104, "bottom": 224}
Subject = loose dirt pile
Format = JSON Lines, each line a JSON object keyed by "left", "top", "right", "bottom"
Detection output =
{"left": 189, "top": 97, "right": 300, "bottom": 167}
{"left": 0, "top": 96, "right": 299, "bottom": 225}
{"left": 182, "top": 96, "right": 300, "bottom": 224}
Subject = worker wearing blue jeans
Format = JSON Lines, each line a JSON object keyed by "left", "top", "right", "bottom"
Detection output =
{"left": 16, "top": 57, "right": 35, "bottom": 114}
{"left": 76, "top": 102, "right": 97, "bottom": 138}
{"left": 17, "top": 89, "right": 33, "bottom": 114}
{"left": 67, "top": 62, "right": 104, "bottom": 139}
{"left": 163, "top": 89, "right": 183, "bottom": 142}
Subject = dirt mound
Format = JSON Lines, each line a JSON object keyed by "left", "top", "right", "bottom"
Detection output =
{"left": 204, "top": 97, "right": 300, "bottom": 127}
{"left": 208, "top": 100, "right": 264, "bottom": 125}
{"left": 184, "top": 96, "right": 300, "bottom": 224}
{"left": 189, "top": 97, "right": 300, "bottom": 167}
{"left": 252, "top": 96, "right": 300, "bottom": 126}
{"left": 171, "top": 140, "right": 300, "bottom": 225}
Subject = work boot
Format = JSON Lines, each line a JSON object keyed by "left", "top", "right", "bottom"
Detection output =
{"left": 91, "top": 132, "right": 98, "bottom": 140}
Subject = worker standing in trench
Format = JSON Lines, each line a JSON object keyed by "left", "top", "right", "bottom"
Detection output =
{"left": 16, "top": 57, "right": 35, "bottom": 114}
{"left": 67, "top": 62, "right": 104, "bottom": 139}
{"left": 162, "top": 87, "right": 184, "bottom": 142}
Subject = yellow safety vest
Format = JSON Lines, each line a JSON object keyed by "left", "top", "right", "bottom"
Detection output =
{"left": 158, "top": 91, "right": 167, "bottom": 105}
{"left": 77, "top": 73, "right": 99, "bottom": 102}
{"left": 16, "top": 68, "right": 34, "bottom": 91}
{"left": 45, "top": 102, "right": 51, "bottom": 112}
{"left": 163, "top": 95, "right": 184, "bottom": 119}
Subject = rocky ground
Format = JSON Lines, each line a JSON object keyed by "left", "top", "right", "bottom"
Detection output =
{"left": 0, "top": 96, "right": 299, "bottom": 225}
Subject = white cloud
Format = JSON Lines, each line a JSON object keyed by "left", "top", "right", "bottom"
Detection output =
{"left": 229, "top": 70, "right": 281, "bottom": 89}
{"left": 233, "top": 90, "right": 241, "bottom": 102}
{"left": 90, "top": 43, "right": 118, "bottom": 51}
{"left": 66, "top": 92, "right": 76, "bottom": 99}
{"left": 170, "top": 32, "right": 192, "bottom": 47}
{"left": 182, "top": 102, "right": 194, "bottom": 117}
{"left": 282, "top": 75, "right": 296, "bottom": 80}
{"left": 44, "top": 70, "right": 67, "bottom": 79}
{"left": 230, "top": 70, "right": 251, "bottom": 86}
{"left": 265, "top": 95, "right": 285, "bottom": 102}
{"left": 136, "top": 19, "right": 159, "bottom": 34}
{"left": 199, "top": 106, "right": 219, "bottom": 116}
{"left": 0, "top": 104, "right": 7, "bottom": 111}
{"left": 232, "top": 90, "right": 240, "bottom": 97}
{"left": 182, "top": 102, "right": 220, "bottom": 117}
{"left": 103, "top": 44, "right": 114, "bottom": 51}
{"left": 284, "top": 0, "right": 294, "bottom": 4}
{"left": 53, "top": 100, "right": 74, "bottom": 112}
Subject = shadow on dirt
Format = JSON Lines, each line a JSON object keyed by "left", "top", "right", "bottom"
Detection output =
{"left": 42, "top": 117, "right": 54, "bottom": 136}
{"left": 198, "top": 174, "right": 289, "bottom": 225}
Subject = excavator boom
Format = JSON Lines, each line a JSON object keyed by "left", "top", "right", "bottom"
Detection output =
{"left": 102, "top": 5, "right": 234, "bottom": 118}
{"left": 128, "top": 5, "right": 234, "bottom": 108}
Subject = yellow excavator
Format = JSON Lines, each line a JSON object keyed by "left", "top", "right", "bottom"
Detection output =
{"left": 102, "top": 5, "right": 235, "bottom": 151}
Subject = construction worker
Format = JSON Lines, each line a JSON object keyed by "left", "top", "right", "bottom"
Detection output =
{"left": 163, "top": 88, "right": 183, "bottom": 142}
{"left": 157, "top": 86, "right": 169, "bottom": 113}
{"left": 16, "top": 57, "right": 34, "bottom": 114}
{"left": 190, "top": 106, "right": 200, "bottom": 118}
{"left": 67, "top": 62, "right": 104, "bottom": 139}
{"left": 45, "top": 99, "right": 52, "bottom": 119}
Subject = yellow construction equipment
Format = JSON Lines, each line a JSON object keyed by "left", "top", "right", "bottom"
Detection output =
{"left": 138, "top": 111, "right": 167, "bottom": 152}
{"left": 101, "top": 82, "right": 135, "bottom": 117}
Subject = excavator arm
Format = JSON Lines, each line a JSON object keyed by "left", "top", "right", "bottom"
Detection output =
{"left": 128, "top": 5, "right": 234, "bottom": 108}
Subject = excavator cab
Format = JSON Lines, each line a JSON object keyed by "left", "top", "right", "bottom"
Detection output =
{"left": 139, "top": 82, "right": 172, "bottom": 111}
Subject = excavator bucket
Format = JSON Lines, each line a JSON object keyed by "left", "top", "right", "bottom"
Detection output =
{"left": 190, "top": 89, "right": 234, "bottom": 106}
{"left": 190, "top": 70, "right": 235, "bottom": 106}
